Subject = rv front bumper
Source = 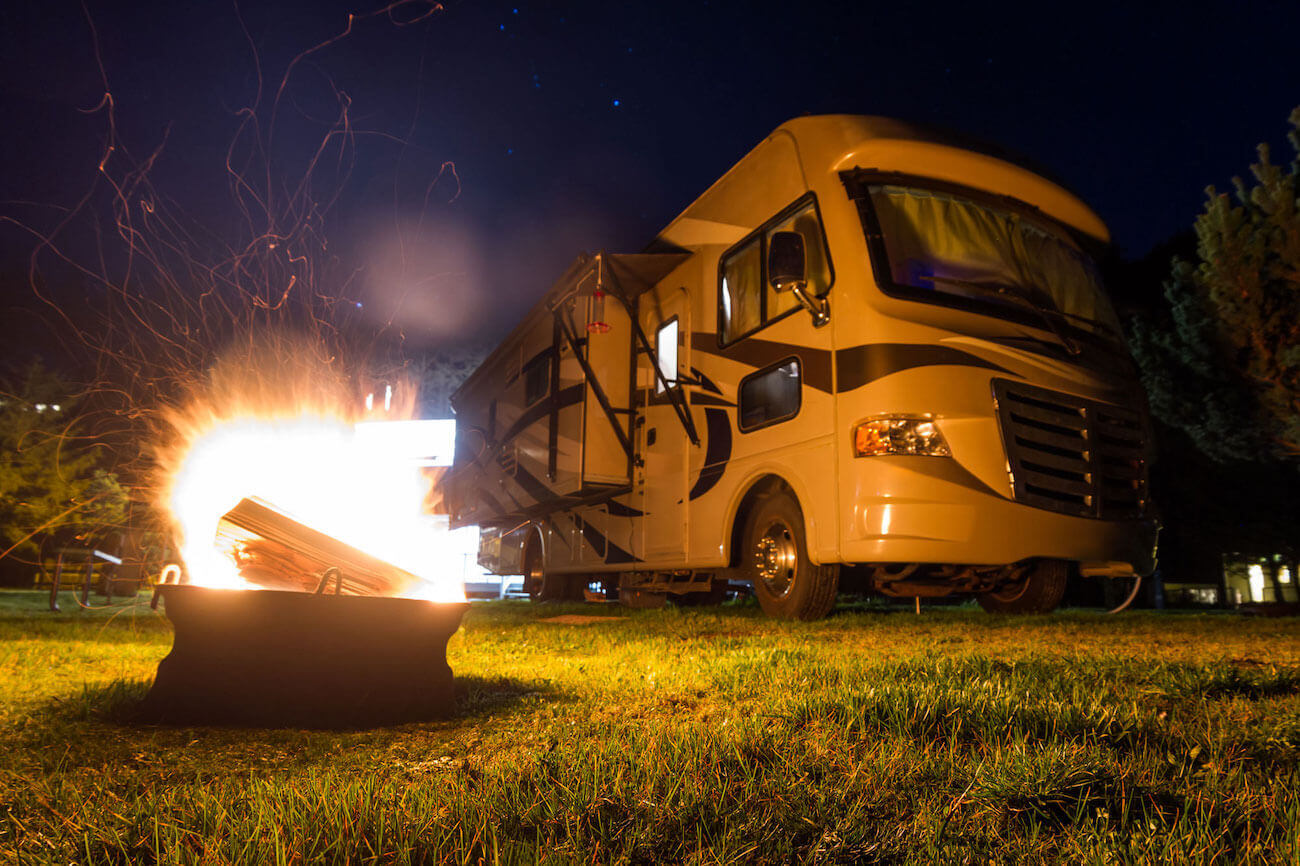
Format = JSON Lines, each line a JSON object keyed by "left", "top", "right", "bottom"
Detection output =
{"left": 838, "top": 457, "right": 1158, "bottom": 575}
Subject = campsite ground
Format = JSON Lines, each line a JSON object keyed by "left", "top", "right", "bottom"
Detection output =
{"left": 1, "top": 590, "right": 1297, "bottom": 863}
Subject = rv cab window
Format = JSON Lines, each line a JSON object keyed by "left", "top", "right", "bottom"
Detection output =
{"left": 655, "top": 318, "right": 679, "bottom": 393}
{"left": 719, "top": 197, "right": 832, "bottom": 344}
{"left": 862, "top": 184, "right": 1123, "bottom": 342}
{"left": 764, "top": 204, "right": 833, "bottom": 316}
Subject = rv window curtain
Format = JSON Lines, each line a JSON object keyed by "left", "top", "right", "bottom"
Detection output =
{"left": 868, "top": 186, "right": 1121, "bottom": 337}
{"left": 721, "top": 239, "right": 762, "bottom": 343}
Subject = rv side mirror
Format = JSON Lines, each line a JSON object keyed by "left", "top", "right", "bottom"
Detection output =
{"left": 767, "top": 231, "right": 806, "bottom": 293}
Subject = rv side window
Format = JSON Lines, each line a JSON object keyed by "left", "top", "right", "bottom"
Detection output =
{"left": 524, "top": 357, "right": 550, "bottom": 406}
{"left": 738, "top": 358, "right": 801, "bottom": 431}
{"left": 655, "top": 318, "right": 679, "bottom": 393}
{"left": 719, "top": 196, "right": 832, "bottom": 345}
{"left": 720, "top": 239, "right": 762, "bottom": 343}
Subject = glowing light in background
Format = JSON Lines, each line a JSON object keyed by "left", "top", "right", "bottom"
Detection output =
{"left": 1248, "top": 564, "right": 1265, "bottom": 602}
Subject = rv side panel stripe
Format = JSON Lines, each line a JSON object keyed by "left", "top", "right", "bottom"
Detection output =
{"left": 567, "top": 511, "right": 639, "bottom": 563}
{"left": 688, "top": 407, "right": 733, "bottom": 501}
{"left": 690, "top": 333, "right": 833, "bottom": 394}
{"left": 506, "top": 462, "right": 556, "bottom": 506}
{"left": 891, "top": 454, "right": 1008, "bottom": 500}
{"left": 499, "top": 384, "right": 584, "bottom": 445}
{"left": 579, "top": 518, "right": 638, "bottom": 564}
{"left": 605, "top": 499, "right": 644, "bottom": 517}
{"left": 835, "top": 344, "right": 1015, "bottom": 393}
{"left": 690, "top": 333, "right": 1015, "bottom": 395}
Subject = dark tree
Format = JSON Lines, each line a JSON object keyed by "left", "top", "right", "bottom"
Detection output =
{"left": 0, "top": 362, "right": 127, "bottom": 564}
{"left": 1124, "top": 109, "right": 1300, "bottom": 604}
{"left": 411, "top": 343, "right": 492, "bottom": 419}
{"left": 1129, "top": 108, "right": 1300, "bottom": 464}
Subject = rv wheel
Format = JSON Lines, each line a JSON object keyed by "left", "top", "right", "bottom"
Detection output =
{"left": 524, "top": 538, "right": 583, "bottom": 602}
{"left": 743, "top": 490, "right": 839, "bottom": 620}
{"left": 976, "top": 559, "right": 1069, "bottom": 614}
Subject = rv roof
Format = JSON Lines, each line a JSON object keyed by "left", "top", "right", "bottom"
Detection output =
{"left": 452, "top": 251, "right": 690, "bottom": 405}
{"left": 656, "top": 114, "right": 1109, "bottom": 245}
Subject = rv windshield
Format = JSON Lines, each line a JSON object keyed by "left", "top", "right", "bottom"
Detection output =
{"left": 862, "top": 185, "right": 1123, "bottom": 343}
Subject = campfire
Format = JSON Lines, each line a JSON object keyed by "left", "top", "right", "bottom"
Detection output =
{"left": 140, "top": 345, "right": 468, "bottom": 728}
{"left": 159, "top": 374, "right": 466, "bottom": 602}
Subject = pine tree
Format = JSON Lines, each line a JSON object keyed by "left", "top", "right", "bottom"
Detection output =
{"left": 0, "top": 363, "right": 127, "bottom": 562}
{"left": 1129, "top": 108, "right": 1300, "bottom": 464}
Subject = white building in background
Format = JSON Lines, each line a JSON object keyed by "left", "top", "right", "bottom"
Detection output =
{"left": 353, "top": 418, "right": 522, "bottom": 599}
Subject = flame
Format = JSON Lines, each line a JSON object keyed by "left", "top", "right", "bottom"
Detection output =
{"left": 155, "top": 339, "right": 466, "bottom": 603}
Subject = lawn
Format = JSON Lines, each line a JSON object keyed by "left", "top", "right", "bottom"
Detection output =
{"left": 0, "top": 589, "right": 1297, "bottom": 864}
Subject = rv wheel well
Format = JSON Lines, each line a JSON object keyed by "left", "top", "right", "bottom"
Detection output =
{"left": 727, "top": 475, "right": 794, "bottom": 568}
{"left": 523, "top": 524, "right": 544, "bottom": 564}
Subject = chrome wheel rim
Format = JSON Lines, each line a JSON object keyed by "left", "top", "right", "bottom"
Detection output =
{"left": 753, "top": 519, "right": 797, "bottom": 599}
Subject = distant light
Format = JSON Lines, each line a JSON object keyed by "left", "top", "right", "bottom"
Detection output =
{"left": 35, "top": 403, "right": 47, "bottom": 412}
{"left": 1248, "top": 564, "right": 1265, "bottom": 601}
{"left": 384, "top": 384, "right": 393, "bottom": 412}
{"left": 499, "top": 23, "right": 505, "bottom": 31}
{"left": 612, "top": 98, "right": 621, "bottom": 107}
{"left": 355, "top": 301, "right": 363, "bottom": 309}
{"left": 52, "top": 404, "right": 61, "bottom": 412}
{"left": 512, "top": 7, "right": 519, "bottom": 12}
{"left": 507, "top": 147, "right": 514, "bottom": 155}
{"left": 365, "top": 393, "right": 374, "bottom": 411}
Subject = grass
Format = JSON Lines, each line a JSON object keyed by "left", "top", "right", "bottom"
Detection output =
{"left": 0, "top": 589, "right": 1297, "bottom": 864}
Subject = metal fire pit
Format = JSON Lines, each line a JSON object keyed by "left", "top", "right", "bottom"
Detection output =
{"left": 140, "top": 585, "right": 467, "bottom": 728}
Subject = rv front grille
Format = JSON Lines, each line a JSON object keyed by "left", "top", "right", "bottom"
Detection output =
{"left": 993, "top": 380, "right": 1148, "bottom": 520}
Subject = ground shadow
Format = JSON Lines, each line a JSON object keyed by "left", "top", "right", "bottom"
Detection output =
{"left": 453, "top": 674, "right": 559, "bottom": 719}
{"left": 23, "top": 671, "right": 560, "bottom": 732}
{"left": 0, "top": 673, "right": 562, "bottom": 784}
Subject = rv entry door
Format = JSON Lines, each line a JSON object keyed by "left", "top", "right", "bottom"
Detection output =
{"left": 636, "top": 288, "right": 690, "bottom": 562}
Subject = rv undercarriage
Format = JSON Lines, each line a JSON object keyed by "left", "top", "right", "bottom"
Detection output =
{"left": 525, "top": 557, "right": 1092, "bottom": 616}
{"left": 865, "top": 562, "right": 1022, "bottom": 598}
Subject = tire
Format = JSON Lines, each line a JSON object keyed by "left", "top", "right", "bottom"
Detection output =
{"left": 741, "top": 489, "right": 839, "bottom": 620}
{"left": 976, "top": 559, "right": 1069, "bottom": 614}
{"left": 524, "top": 536, "right": 583, "bottom": 602}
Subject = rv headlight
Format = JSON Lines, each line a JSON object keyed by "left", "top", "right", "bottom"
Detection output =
{"left": 852, "top": 416, "right": 951, "bottom": 457}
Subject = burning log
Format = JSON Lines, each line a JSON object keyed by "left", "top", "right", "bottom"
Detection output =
{"left": 215, "top": 496, "right": 422, "bottom": 596}
{"left": 140, "top": 585, "right": 466, "bottom": 728}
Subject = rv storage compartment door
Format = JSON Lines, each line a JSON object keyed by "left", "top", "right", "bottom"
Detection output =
{"left": 636, "top": 286, "right": 691, "bottom": 561}
{"left": 580, "top": 290, "right": 633, "bottom": 487}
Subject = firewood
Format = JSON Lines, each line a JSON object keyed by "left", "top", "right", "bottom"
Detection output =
{"left": 214, "top": 497, "right": 420, "bottom": 596}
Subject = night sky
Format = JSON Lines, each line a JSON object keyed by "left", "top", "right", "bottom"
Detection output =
{"left": 2, "top": 0, "right": 1298, "bottom": 354}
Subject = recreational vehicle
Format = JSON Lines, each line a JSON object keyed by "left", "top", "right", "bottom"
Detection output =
{"left": 444, "top": 115, "right": 1157, "bottom": 619}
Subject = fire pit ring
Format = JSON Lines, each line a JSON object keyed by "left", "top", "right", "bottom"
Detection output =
{"left": 140, "top": 585, "right": 467, "bottom": 728}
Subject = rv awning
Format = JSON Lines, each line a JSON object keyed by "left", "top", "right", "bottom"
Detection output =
{"left": 548, "top": 251, "right": 692, "bottom": 305}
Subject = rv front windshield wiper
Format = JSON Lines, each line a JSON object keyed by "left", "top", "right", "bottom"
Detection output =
{"left": 925, "top": 276, "right": 1081, "bottom": 356}
{"left": 1051, "top": 307, "right": 1123, "bottom": 343}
